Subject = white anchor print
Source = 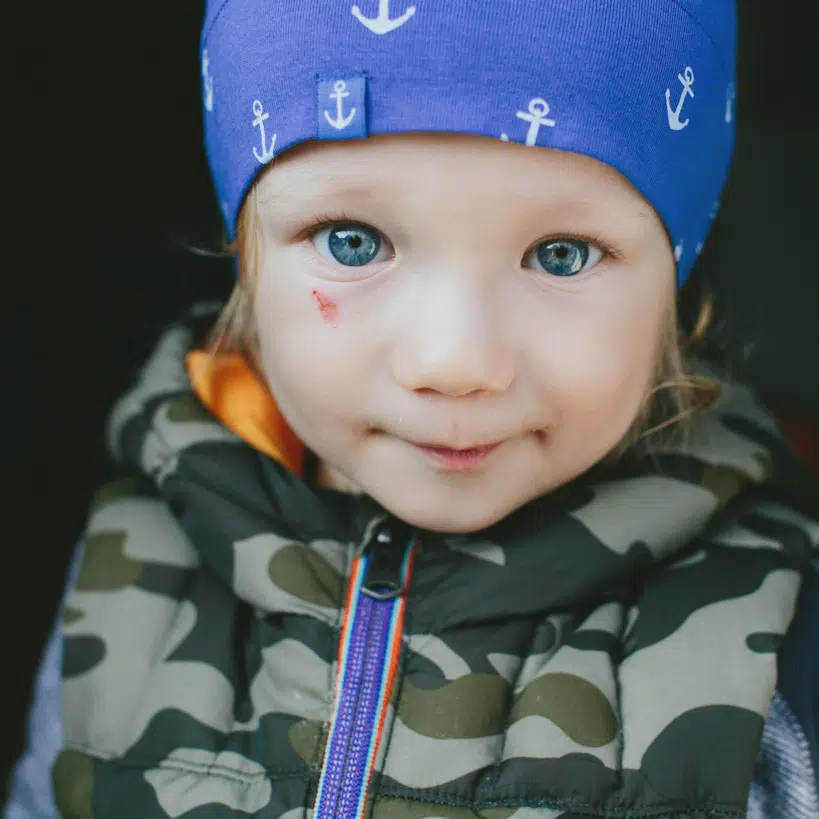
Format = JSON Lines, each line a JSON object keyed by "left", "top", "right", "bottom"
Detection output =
{"left": 501, "top": 98, "right": 556, "bottom": 146}
{"left": 324, "top": 81, "right": 357, "bottom": 130}
{"left": 666, "top": 66, "right": 695, "bottom": 131}
{"left": 725, "top": 82, "right": 736, "bottom": 124}
{"left": 251, "top": 100, "right": 277, "bottom": 164}
{"left": 696, "top": 241, "right": 704, "bottom": 256}
{"left": 202, "top": 50, "right": 214, "bottom": 112}
{"left": 674, "top": 240, "right": 684, "bottom": 262}
{"left": 352, "top": 0, "right": 416, "bottom": 34}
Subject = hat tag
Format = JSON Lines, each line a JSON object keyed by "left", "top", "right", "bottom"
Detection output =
{"left": 666, "top": 66, "right": 695, "bottom": 131}
{"left": 325, "top": 81, "right": 357, "bottom": 130}
{"left": 352, "top": 0, "right": 416, "bottom": 34}
{"left": 318, "top": 77, "right": 368, "bottom": 139}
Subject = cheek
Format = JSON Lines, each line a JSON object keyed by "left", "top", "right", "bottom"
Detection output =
{"left": 252, "top": 271, "right": 366, "bottom": 425}
{"left": 533, "top": 294, "right": 667, "bottom": 431}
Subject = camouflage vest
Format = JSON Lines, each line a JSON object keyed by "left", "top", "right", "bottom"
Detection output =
{"left": 53, "top": 306, "right": 818, "bottom": 819}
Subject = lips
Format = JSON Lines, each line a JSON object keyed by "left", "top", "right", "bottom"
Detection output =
{"left": 411, "top": 442, "right": 501, "bottom": 470}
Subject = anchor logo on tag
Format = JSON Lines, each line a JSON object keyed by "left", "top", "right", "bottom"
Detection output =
{"left": 251, "top": 100, "right": 277, "bottom": 164}
{"left": 666, "top": 66, "right": 695, "bottom": 131}
{"left": 202, "top": 50, "right": 214, "bottom": 112}
{"left": 725, "top": 82, "right": 736, "bottom": 124}
{"left": 352, "top": 0, "right": 416, "bottom": 34}
{"left": 500, "top": 98, "right": 556, "bottom": 146}
{"left": 324, "top": 81, "right": 357, "bottom": 130}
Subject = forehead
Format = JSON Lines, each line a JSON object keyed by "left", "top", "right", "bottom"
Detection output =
{"left": 257, "top": 133, "right": 658, "bottom": 222}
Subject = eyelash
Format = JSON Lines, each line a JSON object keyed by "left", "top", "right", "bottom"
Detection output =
{"left": 554, "top": 231, "right": 622, "bottom": 263}
{"left": 300, "top": 211, "right": 371, "bottom": 242}
{"left": 301, "top": 214, "right": 623, "bottom": 271}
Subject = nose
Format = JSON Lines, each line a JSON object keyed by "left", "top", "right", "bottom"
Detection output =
{"left": 390, "top": 271, "right": 515, "bottom": 397}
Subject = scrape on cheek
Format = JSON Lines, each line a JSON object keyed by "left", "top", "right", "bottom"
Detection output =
{"left": 312, "top": 289, "right": 339, "bottom": 327}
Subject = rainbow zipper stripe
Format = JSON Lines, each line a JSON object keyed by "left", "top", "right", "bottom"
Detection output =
{"left": 313, "top": 534, "right": 415, "bottom": 819}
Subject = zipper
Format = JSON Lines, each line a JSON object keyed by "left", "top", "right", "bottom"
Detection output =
{"left": 313, "top": 519, "right": 416, "bottom": 819}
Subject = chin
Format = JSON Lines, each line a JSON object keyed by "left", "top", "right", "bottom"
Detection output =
{"left": 376, "top": 490, "right": 518, "bottom": 534}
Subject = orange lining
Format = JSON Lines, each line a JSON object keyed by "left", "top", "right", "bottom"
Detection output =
{"left": 186, "top": 350, "right": 305, "bottom": 476}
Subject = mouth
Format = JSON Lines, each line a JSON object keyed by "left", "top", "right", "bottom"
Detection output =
{"left": 410, "top": 441, "right": 503, "bottom": 471}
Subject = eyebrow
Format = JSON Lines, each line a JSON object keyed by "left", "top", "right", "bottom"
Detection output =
{"left": 258, "top": 159, "right": 658, "bottom": 227}
{"left": 258, "top": 177, "right": 379, "bottom": 207}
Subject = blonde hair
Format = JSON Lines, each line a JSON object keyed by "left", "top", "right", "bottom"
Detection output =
{"left": 209, "top": 183, "right": 720, "bottom": 457}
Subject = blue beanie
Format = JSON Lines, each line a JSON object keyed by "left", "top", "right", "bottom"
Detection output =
{"left": 200, "top": 0, "right": 737, "bottom": 287}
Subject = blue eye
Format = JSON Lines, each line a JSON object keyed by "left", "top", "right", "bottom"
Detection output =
{"left": 534, "top": 238, "right": 593, "bottom": 277}
{"left": 317, "top": 223, "right": 382, "bottom": 267}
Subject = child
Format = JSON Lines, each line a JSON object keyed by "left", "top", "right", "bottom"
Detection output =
{"left": 6, "top": 1, "right": 819, "bottom": 817}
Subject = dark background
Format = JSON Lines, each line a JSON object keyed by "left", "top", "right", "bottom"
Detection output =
{"left": 1, "top": 0, "right": 818, "bottom": 797}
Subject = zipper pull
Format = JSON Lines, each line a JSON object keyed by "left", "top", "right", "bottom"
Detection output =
{"left": 361, "top": 519, "right": 413, "bottom": 601}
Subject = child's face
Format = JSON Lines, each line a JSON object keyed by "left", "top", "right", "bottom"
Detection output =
{"left": 251, "top": 133, "right": 675, "bottom": 533}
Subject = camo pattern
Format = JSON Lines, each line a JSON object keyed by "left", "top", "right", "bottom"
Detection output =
{"left": 54, "top": 305, "right": 819, "bottom": 819}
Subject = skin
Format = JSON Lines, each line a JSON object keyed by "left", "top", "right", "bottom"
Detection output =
{"left": 251, "top": 133, "right": 676, "bottom": 533}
